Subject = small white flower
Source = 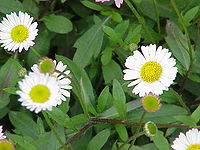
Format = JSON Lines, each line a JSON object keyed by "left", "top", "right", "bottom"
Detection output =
{"left": 0, "top": 11, "right": 38, "bottom": 52}
{"left": 0, "top": 126, "right": 6, "bottom": 140}
{"left": 171, "top": 128, "right": 200, "bottom": 150}
{"left": 16, "top": 72, "right": 64, "bottom": 113}
{"left": 123, "top": 44, "right": 177, "bottom": 97}
{"left": 31, "top": 59, "right": 72, "bottom": 101}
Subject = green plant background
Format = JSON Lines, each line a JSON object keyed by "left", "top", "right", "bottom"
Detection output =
{"left": 0, "top": 0, "right": 199, "bottom": 150}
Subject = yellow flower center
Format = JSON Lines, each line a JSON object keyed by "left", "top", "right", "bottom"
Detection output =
{"left": 29, "top": 85, "right": 50, "bottom": 103}
{"left": 0, "top": 141, "right": 13, "bottom": 150}
{"left": 11, "top": 25, "right": 28, "bottom": 43}
{"left": 187, "top": 144, "right": 200, "bottom": 150}
{"left": 140, "top": 61, "right": 162, "bottom": 83}
{"left": 142, "top": 96, "right": 160, "bottom": 112}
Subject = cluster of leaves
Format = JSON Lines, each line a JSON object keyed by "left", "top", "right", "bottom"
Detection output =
{"left": 0, "top": 0, "right": 200, "bottom": 150}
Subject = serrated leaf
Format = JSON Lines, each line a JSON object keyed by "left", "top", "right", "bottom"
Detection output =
{"left": 87, "top": 129, "right": 110, "bottom": 150}
{"left": 43, "top": 14, "right": 73, "bottom": 34}
{"left": 113, "top": 79, "right": 127, "bottom": 119}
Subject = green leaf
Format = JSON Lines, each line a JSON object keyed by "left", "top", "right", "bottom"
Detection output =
{"left": 6, "top": 134, "right": 38, "bottom": 150}
{"left": 114, "top": 20, "right": 129, "bottom": 37}
{"left": 36, "top": 117, "right": 45, "bottom": 135}
{"left": 73, "top": 21, "right": 104, "bottom": 68}
{"left": 112, "top": 12, "right": 123, "bottom": 23}
{"left": 165, "top": 21, "right": 190, "bottom": 70}
{"left": 115, "top": 124, "right": 128, "bottom": 142}
{"left": 112, "top": 79, "right": 127, "bottom": 119}
{"left": 0, "top": 0, "right": 24, "bottom": 14}
{"left": 3, "top": 87, "right": 18, "bottom": 95}
{"left": 0, "top": 58, "right": 22, "bottom": 108}
{"left": 22, "top": 0, "right": 39, "bottom": 16}
{"left": 9, "top": 111, "right": 38, "bottom": 139}
{"left": 46, "top": 108, "right": 76, "bottom": 130}
{"left": 87, "top": 129, "right": 110, "bottom": 150}
{"left": 174, "top": 115, "right": 196, "bottom": 126}
{"left": 102, "top": 60, "right": 123, "bottom": 84}
{"left": 43, "top": 14, "right": 73, "bottom": 34}
{"left": 81, "top": 1, "right": 105, "bottom": 11}
{"left": 191, "top": 105, "right": 200, "bottom": 123}
{"left": 128, "top": 104, "right": 188, "bottom": 124}
{"left": 101, "top": 47, "right": 113, "bottom": 65}
{"left": 183, "top": 6, "right": 199, "bottom": 26}
{"left": 151, "top": 131, "right": 169, "bottom": 150}
{"left": 56, "top": 55, "right": 96, "bottom": 115}
{"left": 103, "top": 25, "right": 122, "bottom": 44}
{"left": 125, "top": 24, "right": 142, "bottom": 44}
{"left": 97, "top": 86, "right": 110, "bottom": 113}
{"left": 99, "top": 99, "right": 141, "bottom": 118}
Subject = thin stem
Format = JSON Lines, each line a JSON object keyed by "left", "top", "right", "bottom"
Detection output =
{"left": 152, "top": 0, "right": 160, "bottom": 34}
{"left": 125, "top": 0, "right": 154, "bottom": 43}
{"left": 128, "top": 111, "right": 146, "bottom": 150}
{"left": 89, "top": 117, "right": 190, "bottom": 128}
{"left": 117, "top": 132, "right": 144, "bottom": 150}
{"left": 170, "top": 0, "right": 194, "bottom": 92}
{"left": 60, "top": 123, "right": 93, "bottom": 148}
{"left": 30, "top": 47, "right": 42, "bottom": 58}
{"left": 42, "top": 111, "right": 64, "bottom": 147}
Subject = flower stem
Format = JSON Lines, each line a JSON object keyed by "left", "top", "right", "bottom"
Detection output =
{"left": 117, "top": 132, "right": 144, "bottom": 150}
{"left": 125, "top": 0, "right": 154, "bottom": 43}
{"left": 30, "top": 47, "right": 42, "bottom": 58}
{"left": 42, "top": 111, "right": 65, "bottom": 147}
{"left": 152, "top": 0, "right": 160, "bottom": 34}
{"left": 128, "top": 110, "right": 146, "bottom": 150}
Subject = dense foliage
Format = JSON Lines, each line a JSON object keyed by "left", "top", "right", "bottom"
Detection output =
{"left": 0, "top": 0, "right": 200, "bottom": 150}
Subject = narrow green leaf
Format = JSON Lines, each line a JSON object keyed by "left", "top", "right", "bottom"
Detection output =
{"left": 97, "top": 86, "right": 110, "bottom": 113}
{"left": 112, "top": 79, "right": 127, "bottom": 119}
{"left": 73, "top": 22, "right": 104, "bottom": 68}
{"left": 3, "top": 87, "right": 18, "bottom": 95}
{"left": 87, "top": 129, "right": 110, "bottom": 150}
{"left": 125, "top": 24, "right": 142, "bottom": 44}
{"left": 191, "top": 105, "right": 200, "bottom": 123}
{"left": 37, "top": 117, "right": 45, "bottom": 134}
{"left": 151, "top": 131, "right": 169, "bottom": 150}
{"left": 115, "top": 124, "right": 128, "bottom": 142}
{"left": 183, "top": 6, "right": 199, "bottom": 26}
{"left": 165, "top": 21, "right": 190, "bottom": 70}
{"left": 43, "top": 14, "right": 73, "bottom": 34}
{"left": 174, "top": 115, "right": 196, "bottom": 126}
{"left": 112, "top": 12, "right": 123, "bottom": 23}
{"left": 81, "top": 1, "right": 105, "bottom": 11}
{"left": 103, "top": 25, "right": 122, "bottom": 44}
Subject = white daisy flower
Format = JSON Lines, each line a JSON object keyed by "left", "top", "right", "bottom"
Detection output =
{"left": 123, "top": 44, "right": 177, "bottom": 97}
{"left": 31, "top": 59, "right": 72, "bottom": 101}
{"left": 0, "top": 11, "right": 38, "bottom": 52}
{"left": 16, "top": 72, "right": 64, "bottom": 113}
{"left": 171, "top": 128, "right": 200, "bottom": 150}
{"left": 0, "top": 126, "right": 6, "bottom": 140}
